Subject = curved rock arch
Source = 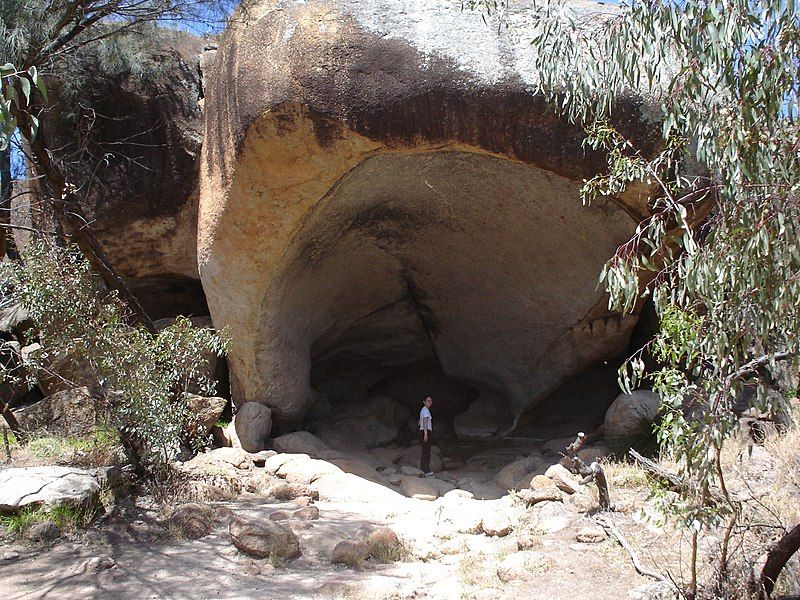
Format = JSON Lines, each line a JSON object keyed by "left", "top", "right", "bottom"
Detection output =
{"left": 198, "top": 0, "right": 658, "bottom": 436}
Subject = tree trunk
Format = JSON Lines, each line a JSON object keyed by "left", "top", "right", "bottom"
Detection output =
{"left": 759, "top": 523, "right": 800, "bottom": 599}
{"left": 0, "top": 147, "right": 10, "bottom": 258}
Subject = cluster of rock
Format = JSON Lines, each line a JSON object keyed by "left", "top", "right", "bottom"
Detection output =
{"left": 7, "top": 314, "right": 229, "bottom": 446}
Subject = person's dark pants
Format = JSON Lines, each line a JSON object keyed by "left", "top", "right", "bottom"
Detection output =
{"left": 420, "top": 430, "right": 432, "bottom": 473}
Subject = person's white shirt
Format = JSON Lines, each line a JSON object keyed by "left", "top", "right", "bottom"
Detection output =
{"left": 418, "top": 406, "right": 432, "bottom": 431}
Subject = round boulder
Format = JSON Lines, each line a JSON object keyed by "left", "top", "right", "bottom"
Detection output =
{"left": 331, "top": 540, "right": 369, "bottom": 566}
{"left": 604, "top": 390, "right": 661, "bottom": 450}
{"left": 168, "top": 503, "right": 215, "bottom": 539}
{"left": 229, "top": 514, "right": 301, "bottom": 559}
{"left": 234, "top": 402, "right": 273, "bottom": 453}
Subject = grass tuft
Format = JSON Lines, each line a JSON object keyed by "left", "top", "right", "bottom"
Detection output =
{"left": 0, "top": 498, "right": 102, "bottom": 539}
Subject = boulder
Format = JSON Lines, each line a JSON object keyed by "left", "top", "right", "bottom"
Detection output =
{"left": 495, "top": 457, "right": 541, "bottom": 491}
{"left": 13, "top": 34, "right": 208, "bottom": 320}
{"left": 481, "top": 511, "right": 513, "bottom": 537}
{"left": 400, "top": 465, "right": 423, "bottom": 477}
{"left": 272, "top": 431, "right": 331, "bottom": 456}
{"left": 312, "top": 396, "right": 409, "bottom": 449}
{"left": 234, "top": 402, "right": 272, "bottom": 452}
{"left": 276, "top": 457, "right": 342, "bottom": 485}
{"left": 0, "top": 466, "right": 101, "bottom": 513}
{"left": 544, "top": 464, "right": 581, "bottom": 494}
{"left": 530, "top": 475, "right": 556, "bottom": 490}
{"left": 168, "top": 503, "right": 215, "bottom": 539}
{"left": 576, "top": 526, "right": 606, "bottom": 543}
{"left": 453, "top": 397, "right": 502, "bottom": 439}
{"left": 604, "top": 391, "right": 661, "bottom": 449}
{"left": 313, "top": 472, "right": 406, "bottom": 509}
{"left": 267, "top": 481, "right": 318, "bottom": 501}
{"left": 516, "top": 487, "right": 563, "bottom": 506}
{"left": 26, "top": 349, "right": 101, "bottom": 397}
{"left": 497, "top": 551, "right": 538, "bottom": 583}
{"left": 397, "top": 445, "right": 442, "bottom": 473}
{"left": 576, "top": 444, "right": 609, "bottom": 464}
{"left": 229, "top": 515, "right": 301, "bottom": 559}
{"left": 435, "top": 491, "right": 484, "bottom": 536}
{"left": 293, "top": 506, "right": 320, "bottom": 520}
{"left": 331, "top": 540, "right": 368, "bottom": 566}
{"left": 528, "top": 501, "right": 573, "bottom": 534}
{"left": 187, "top": 447, "right": 254, "bottom": 472}
{"left": 15, "top": 387, "right": 99, "bottom": 437}
{"left": 25, "top": 521, "right": 60, "bottom": 543}
{"left": 329, "top": 459, "right": 383, "bottom": 483}
{"left": 175, "top": 448, "right": 252, "bottom": 501}
{"left": 365, "top": 528, "right": 402, "bottom": 561}
{"left": 198, "top": 0, "right": 658, "bottom": 431}
{"left": 184, "top": 394, "right": 227, "bottom": 432}
{"left": 399, "top": 476, "right": 438, "bottom": 501}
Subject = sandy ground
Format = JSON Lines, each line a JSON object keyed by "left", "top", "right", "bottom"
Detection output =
{"left": 0, "top": 484, "right": 664, "bottom": 600}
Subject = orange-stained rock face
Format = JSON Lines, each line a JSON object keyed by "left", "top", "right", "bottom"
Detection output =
{"left": 198, "top": 0, "right": 659, "bottom": 433}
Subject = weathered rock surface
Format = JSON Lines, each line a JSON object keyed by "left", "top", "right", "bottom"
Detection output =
{"left": 544, "top": 464, "right": 581, "bottom": 494}
{"left": 604, "top": 390, "right": 661, "bottom": 448}
{"left": 185, "top": 394, "right": 227, "bottom": 432}
{"left": 496, "top": 551, "right": 543, "bottom": 582}
{"left": 168, "top": 503, "right": 215, "bottom": 539}
{"left": 229, "top": 514, "right": 301, "bottom": 559}
{"left": 495, "top": 457, "right": 542, "bottom": 491}
{"left": 12, "top": 32, "right": 208, "bottom": 320}
{"left": 399, "top": 476, "right": 438, "bottom": 501}
{"left": 198, "top": 0, "right": 658, "bottom": 433}
{"left": 234, "top": 402, "right": 272, "bottom": 452}
{"left": 454, "top": 397, "right": 502, "bottom": 440}
{"left": 272, "top": 431, "right": 331, "bottom": 456}
{"left": 576, "top": 526, "right": 606, "bottom": 543}
{"left": 481, "top": 511, "right": 513, "bottom": 537}
{"left": 0, "top": 467, "right": 101, "bottom": 513}
{"left": 15, "top": 387, "right": 100, "bottom": 437}
{"left": 330, "top": 540, "right": 368, "bottom": 565}
{"left": 25, "top": 521, "right": 61, "bottom": 543}
{"left": 311, "top": 396, "right": 409, "bottom": 448}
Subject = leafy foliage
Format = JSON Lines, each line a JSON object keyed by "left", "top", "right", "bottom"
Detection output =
{"left": 0, "top": 240, "right": 228, "bottom": 473}
{"left": 464, "top": 0, "right": 800, "bottom": 594}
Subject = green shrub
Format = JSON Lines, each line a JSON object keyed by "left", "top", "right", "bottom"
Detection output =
{"left": 0, "top": 499, "right": 100, "bottom": 538}
{"left": 0, "top": 240, "right": 228, "bottom": 476}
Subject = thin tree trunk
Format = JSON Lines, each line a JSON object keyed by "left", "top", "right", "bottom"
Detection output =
{"left": 759, "top": 523, "right": 800, "bottom": 599}
{"left": 10, "top": 87, "right": 157, "bottom": 334}
{"left": 0, "top": 147, "right": 11, "bottom": 258}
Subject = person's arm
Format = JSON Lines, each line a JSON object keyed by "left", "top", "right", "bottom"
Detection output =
{"left": 423, "top": 415, "right": 430, "bottom": 441}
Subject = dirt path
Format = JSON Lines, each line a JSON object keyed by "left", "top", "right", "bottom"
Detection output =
{"left": 1, "top": 486, "right": 665, "bottom": 600}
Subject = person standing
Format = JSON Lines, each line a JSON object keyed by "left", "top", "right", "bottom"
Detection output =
{"left": 419, "top": 396, "right": 433, "bottom": 476}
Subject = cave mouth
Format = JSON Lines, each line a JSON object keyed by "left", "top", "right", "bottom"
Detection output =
{"left": 259, "top": 150, "right": 639, "bottom": 448}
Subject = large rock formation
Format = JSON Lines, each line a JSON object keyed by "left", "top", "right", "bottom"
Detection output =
{"left": 198, "top": 0, "right": 658, "bottom": 434}
{"left": 12, "top": 32, "right": 208, "bottom": 319}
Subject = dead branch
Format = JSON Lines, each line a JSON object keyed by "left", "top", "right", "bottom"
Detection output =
{"left": 758, "top": 522, "right": 800, "bottom": 599}
{"left": 563, "top": 432, "right": 611, "bottom": 510}
{"left": 597, "top": 515, "right": 678, "bottom": 591}
{"left": 628, "top": 448, "right": 684, "bottom": 491}
{"left": 2, "top": 425, "right": 10, "bottom": 463}
{"left": 628, "top": 448, "right": 725, "bottom": 505}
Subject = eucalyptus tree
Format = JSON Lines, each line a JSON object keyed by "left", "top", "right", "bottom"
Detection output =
{"left": 0, "top": 0, "right": 235, "bottom": 472}
{"left": 0, "top": 0, "right": 236, "bottom": 330}
{"left": 484, "top": 0, "right": 800, "bottom": 596}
